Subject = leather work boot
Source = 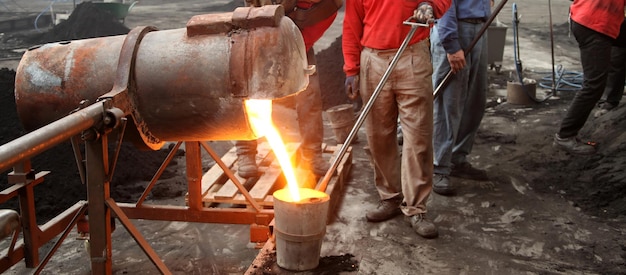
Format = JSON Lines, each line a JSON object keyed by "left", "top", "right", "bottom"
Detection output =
{"left": 405, "top": 214, "right": 438, "bottom": 239}
{"left": 433, "top": 174, "right": 456, "bottom": 196}
{"left": 553, "top": 133, "right": 596, "bottom": 155}
{"left": 366, "top": 198, "right": 402, "bottom": 222}
{"left": 303, "top": 152, "right": 331, "bottom": 177}
{"left": 237, "top": 154, "right": 259, "bottom": 178}
{"left": 451, "top": 162, "right": 488, "bottom": 181}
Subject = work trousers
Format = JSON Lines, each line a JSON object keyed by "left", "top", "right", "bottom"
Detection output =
{"left": 360, "top": 39, "right": 433, "bottom": 215}
{"left": 236, "top": 48, "right": 325, "bottom": 157}
{"left": 601, "top": 46, "right": 626, "bottom": 106}
{"left": 558, "top": 20, "right": 614, "bottom": 138}
{"left": 431, "top": 21, "right": 488, "bottom": 175}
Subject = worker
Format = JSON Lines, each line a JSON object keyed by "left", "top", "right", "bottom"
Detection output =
{"left": 430, "top": 0, "right": 492, "bottom": 196}
{"left": 236, "top": 0, "right": 342, "bottom": 178}
{"left": 553, "top": 0, "right": 626, "bottom": 155}
{"left": 343, "top": 0, "right": 451, "bottom": 238}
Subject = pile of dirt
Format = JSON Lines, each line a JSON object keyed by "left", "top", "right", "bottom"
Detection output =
{"left": 317, "top": 36, "right": 352, "bottom": 110}
{"left": 26, "top": 1, "right": 130, "bottom": 45}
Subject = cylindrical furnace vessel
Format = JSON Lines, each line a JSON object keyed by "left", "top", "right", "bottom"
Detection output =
{"left": 14, "top": 5, "right": 310, "bottom": 150}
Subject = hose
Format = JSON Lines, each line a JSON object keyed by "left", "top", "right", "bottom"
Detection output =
{"left": 532, "top": 0, "right": 583, "bottom": 95}
{"left": 510, "top": 2, "right": 582, "bottom": 103}
{"left": 537, "top": 64, "right": 583, "bottom": 92}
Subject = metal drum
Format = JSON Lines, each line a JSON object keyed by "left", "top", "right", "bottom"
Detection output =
{"left": 14, "top": 5, "right": 310, "bottom": 149}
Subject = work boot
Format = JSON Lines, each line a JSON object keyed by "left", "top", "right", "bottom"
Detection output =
{"left": 302, "top": 152, "right": 331, "bottom": 177}
{"left": 433, "top": 174, "right": 456, "bottom": 196}
{"left": 405, "top": 214, "right": 438, "bottom": 239}
{"left": 237, "top": 154, "right": 259, "bottom": 178}
{"left": 366, "top": 198, "right": 402, "bottom": 222}
{"left": 451, "top": 162, "right": 488, "bottom": 181}
{"left": 552, "top": 133, "right": 596, "bottom": 155}
{"left": 594, "top": 102, "right": 616, "bottom": 118}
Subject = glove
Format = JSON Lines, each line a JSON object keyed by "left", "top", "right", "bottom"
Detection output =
{"left": 413, "top": 2, "right": 434, "bottom": 24}
{"left": 344, "top": 75, "right": 360, "bottom": 100}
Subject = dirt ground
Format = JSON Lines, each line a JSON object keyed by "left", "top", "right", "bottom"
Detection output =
{"left": 1, "top": 0, "right": 626, "bottom": 274}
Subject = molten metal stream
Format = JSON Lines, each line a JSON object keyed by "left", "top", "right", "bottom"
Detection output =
{"left": 245, "top": 100, "right": 301, "bottom": 201}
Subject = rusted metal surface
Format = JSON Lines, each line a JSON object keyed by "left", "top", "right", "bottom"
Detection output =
{"left": 0, "top": 102, "right": 104, "bottom": 173}
{"left": 14, "top": 5, "right": 309, "bottom": 149}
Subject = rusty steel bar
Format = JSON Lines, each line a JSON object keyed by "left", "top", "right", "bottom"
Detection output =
{"left": 136, "top": 141, "right": 183, "bottom": 207}
{"left": 106, "top": 198, "right": 171, "bottom": 274}
{"left": 0, "top": 102, "right": 105, "bottom": 174}
{"left": 34, "top": 202, "right": 88, "bottom": 275}
{"left": 200, "top": 141, "right": 264, "bottom": 212}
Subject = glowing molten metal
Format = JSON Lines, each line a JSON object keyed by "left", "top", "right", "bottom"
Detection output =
{"left": 245, "top": 99, "right": 301, "bottom": 201}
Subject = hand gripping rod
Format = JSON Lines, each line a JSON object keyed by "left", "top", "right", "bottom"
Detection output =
{"left": 432, "top": 0, "right": 508, "bottom": 99}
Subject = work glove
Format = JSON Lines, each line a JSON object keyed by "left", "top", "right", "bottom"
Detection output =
{"left": 344, "top": 75, "right": 360, "bottom": 101}
{"left": 413, "top": 2, "right": 434, "bottom": 24}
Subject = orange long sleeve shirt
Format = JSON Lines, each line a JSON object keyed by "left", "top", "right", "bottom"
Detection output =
{"left": 570, "top": 0, "right": 626, "bottom": 39}
{"left": 295, "top": 0, "right": 339, "bottom": 51}
{"left": 342, "top": 0, "right": 451, "bottom": 76}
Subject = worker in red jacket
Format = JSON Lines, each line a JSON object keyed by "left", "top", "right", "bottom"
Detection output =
{"left": 343, "top": 0, "right": 451, "bottom": 239}
{"left": 553, "top": 0, "right": 626, "bottom": 154}
{"left": 236, "top": 0, "right": 341, "bottom": 178}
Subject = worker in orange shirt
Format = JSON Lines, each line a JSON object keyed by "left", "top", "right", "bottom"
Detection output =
{"left": 236, "top": 0, "right": 342, "bottom": 178}
{"left": 343, "top": 0, "right": 451, "bottom": 238}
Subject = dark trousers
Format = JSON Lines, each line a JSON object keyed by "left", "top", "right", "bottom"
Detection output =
{"left": 601, "top": 46, "right": 626, "bottom": 106}
{"left": 558, "top": 20, "right": 614, "bottom": 138}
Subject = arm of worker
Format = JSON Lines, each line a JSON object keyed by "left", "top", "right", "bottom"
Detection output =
{"left": 436, "top": 0, "right": 465, "bottom": 74}
{"left": 427, "top": 0, "right": 453, "bottom": 21}
{"left": 342, "top": 0, "right": 364, "bottom": 100}
{"left": 342, "top": 0, "right": 364, "bottom": 77}
{"left": 413, "top": 0, "right": 452, "bottom": 23}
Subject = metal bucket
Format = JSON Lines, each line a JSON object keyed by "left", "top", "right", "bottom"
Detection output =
{"left": 507, "top": 80, "right": 537, "bottom": 105}
{"left": 325, "top": 104, "right": 357, "bottom": 144}
{"left": 272, "top": 187, "right": 329, "bottom": 271}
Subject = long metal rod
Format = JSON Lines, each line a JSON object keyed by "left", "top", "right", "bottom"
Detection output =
{"left": 0, "top": 101, "right": 105, "bottom": 173}
{"left": 106, "top": 198, "right": 172, "bottom": 275}
{"left": 318, "top": 21, "right": 428, "bottom": 192}
{"left": 433, "top": 0, "right": 508, "bottom": 99}
{"left": 34, "top": 202, "right": 88, "bottom": 275}
{"left": 200, "top": 141, "right": 263, "bottom": 212}
{"left": 136, "top": 141, "right": 183, "bottom": 206}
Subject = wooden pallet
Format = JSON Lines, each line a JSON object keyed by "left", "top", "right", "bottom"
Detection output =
{"left": 196, "top": 141, "right": 352, "bottom": 210}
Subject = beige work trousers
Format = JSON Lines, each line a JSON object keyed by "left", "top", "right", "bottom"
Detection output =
{"left": 360, "top": 39, "right": 434, "bottom": 215}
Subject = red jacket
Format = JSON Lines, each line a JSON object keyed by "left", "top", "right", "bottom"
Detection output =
{"left": 570, "top": 0, "right": 626, "bottom": 39}
{"left": 294, "top": 0, "right": 339, "bottom": 51}
{"left": 342, "top": 0, "right": 451, "bottom": 76}
{"left": 300, "top": 11, "right": 338, "bottom": 51}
